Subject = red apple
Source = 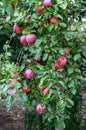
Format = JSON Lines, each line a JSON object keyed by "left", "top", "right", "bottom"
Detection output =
{"left": 43, "top": 0, "right": 52, "bottom": 7}
{"left": 55, "top": 63, "right": 61, "bottom": 71}
{"left": 13, "top": 24, "right": 22, "bottom": 34}
{"left": 22, "top": 86, "right": 30, "bottom": 93}
{"left": 57, "top": 56, "right": 67, "bottom": 67}
{"left": 24, "top": 69, "right": 35, "bottom": 79}
{"left": 12, "top": 3, "right": 15, "bottom": 9}
{"left": 36, "top": 2, "right": 45, "bottom": 14}
{"left": 43, "top": 87, "right": 49, "bottom": 95}
{"left": 65, "top": 48, "right": 70, "bottom": 55}
{"left": 36, "top": 56, "right": 42, "bottom": 64}
{"left": 26, "top": 34, "right": 37, "bottom": 46}
{"left": 12, "top": 2, "right": 18, "bottom": 9}
{"left": 20, "top": 35, "right": 27, "bottom": 44}
{"left": 49, "top": 17, "right": 58, "bottom": 24}
{"left": 36, "top": 104, "right": 45, "bottom": 114}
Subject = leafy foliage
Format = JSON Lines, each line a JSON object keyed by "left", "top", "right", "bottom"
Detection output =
{"left": 0, "top": 0, "right": 86, "bottom": 129}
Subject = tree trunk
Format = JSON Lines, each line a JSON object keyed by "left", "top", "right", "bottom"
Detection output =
{"left": 55, "top": 126, "right": 64, "bottom": 130}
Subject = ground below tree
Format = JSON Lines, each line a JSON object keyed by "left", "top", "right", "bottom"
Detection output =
{"left": 0, "top": 104, "right": 24, "bottom": 130}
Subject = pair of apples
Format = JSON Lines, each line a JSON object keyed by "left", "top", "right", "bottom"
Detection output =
{"left": 36, "top": 0, "right": 52, "bottom": 14}
{"left": 13, "top": 24, "right": 37, "bottom": 46}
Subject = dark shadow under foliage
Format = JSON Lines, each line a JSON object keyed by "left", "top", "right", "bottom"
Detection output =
{"left": 65, "top": 86, "right": 82, "bottom": 130}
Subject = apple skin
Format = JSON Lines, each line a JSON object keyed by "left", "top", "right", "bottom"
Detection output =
{"left": 57, "top": 56, "right": 67, "bottom": 67}
{"left": 24, "top": 69, "right": 35, "bottom": 79}
{"left": 49, "top": 17, "right": 58, "bottom": 24}
{"left": 20, "top": 35, "right": 27, "bottom": 44}
{"left": 43, "top": 0, "right": 52, "bottom": 7}
{"left": 55, "top": 63, "right": 61, "bottom": 71}
{"left": 12, "top": 2, "right": 18, "bottom": 9}
{"left": 65, "top": 48, "right": 70, "bottom": 55}
{"left": 36, "top": 104, "right": 45, "bottom": 114}
{"left": 36, "top": 57, "right": 42, "bottom": 64}
{"left": 13, "top": 24, "right": 22, "bottom": 34}
{"left": 26, "top": 34, "right": 37, "bottom": 46}
{"left": 12, "top": 3, "right": 15, "bottom": 9}
{"left": 55, "top": 56, "right": 67, "bottom": 71}
{"left": 43, "top": 87, "right": 49, "bottom": 95}
{"left": 36, "top": 2, "right": 45, "bottom": 14}
{"left": 22, "top": 86, "right": 30, "bottom": 93}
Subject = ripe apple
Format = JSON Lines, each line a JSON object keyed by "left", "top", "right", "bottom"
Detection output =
{"left": 24, "top": 69, "right": 35, "bottom": 79}
{"left": 43, "top": 87, "right": 49, "bottom": 95}
{"left": 36, "top": 2, "right": 45, "bottom": 14}
{"left": 26, "top": 34, "right": 37, "bottom": 46}
{"left": 36, "top": 104, "right": 45, "bottom": 114}
{"left": 13, "top": 24, "right": 22, "bottom": 34}
{"left": 20, "top": 35, "right": 27, "bottom": 44}
{"left": 57, "top": 56, "right": 67, "bottom": 67}
{"left": 22, "top": 86, "right": 30, "bottom": 93}
{"left": 65, "top": 48, "right": 70, "bottom": 55}
{"left": 55, "top": 63, "right": 61, "bottom": 71}
{"left": 12, "top": 3, "right": 15, "bottom": 9}
{"left": 36, "top": 56, "right": 42, "bottom": 64}
{"left": 12, "top": 2, "right": 18, "bottom": 9}
{"left": 49, "top": 17, "right": 58, "bottom": 24}
{"left": 43, "top": 0, "right": 52, "bottom": 7}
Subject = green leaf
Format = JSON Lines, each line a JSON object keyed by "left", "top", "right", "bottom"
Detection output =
{"left": 60, "top": 1, "right": 68, "bottom": 9}
{"left": 82, "top": 51, "right": 86, "bottom": 57}
{"left": 40, "top": 76, "right": 50, "bottom": 86}
{"left": 35, "top": 39, "right": 42, "bottom": 47}
{"left": 59, "top": 22, "right": 67, "bottom": 28}
{"left": 34, "top": 50, "right": 42, "bottom": 60}
{"left": 21, "top": 93, "right": 28, "bottom": 102}
{"left": 56, "top": 0, "right": 63, "bottom": 5}
{"left": 73, "top": 53, "right": 81, "bottom": 61}
{"left": 20, "top": 64, "right": 25, "bottom": 71}
{"left": 6, "top": 5, "right": 12, "bottom": 15}
{"left": 57, "top": 0, "right": 68, "bottom": 9}
{"left": 43, "top": 53, "right": 48, "bottom": 61}
{"left": 67, "top": 68, "right": 74, "bottom": 75}
{"left": 71, "top": 88, "right": 76, "bottom": 95}
{"left": 23, "top": 27, "right": 30, "bottom": 35}
{"left": 66, "top": 98, "right": 74, "bottom": 106}
{"left": 55, "top": 117, "right": 60, "bottom": 128}
{"left": 45, "top": 91, "right": 52, "bottom": 99}
{"left": 58, "top": 81, "right": 66, "bottom": 88}
{"left": 58, "top": 48, "right": 64, "bottom": 55}
{"left": 68, "top": 81, "right": 74, "bottom": 88}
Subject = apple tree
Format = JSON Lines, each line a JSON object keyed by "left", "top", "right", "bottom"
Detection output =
{"left": 0, "top": 0, "right": 86, "bottom": 129}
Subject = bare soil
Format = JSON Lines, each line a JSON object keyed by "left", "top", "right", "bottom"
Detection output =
{"left": 0, "top": 104, "right": 25, "bottom": 130}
